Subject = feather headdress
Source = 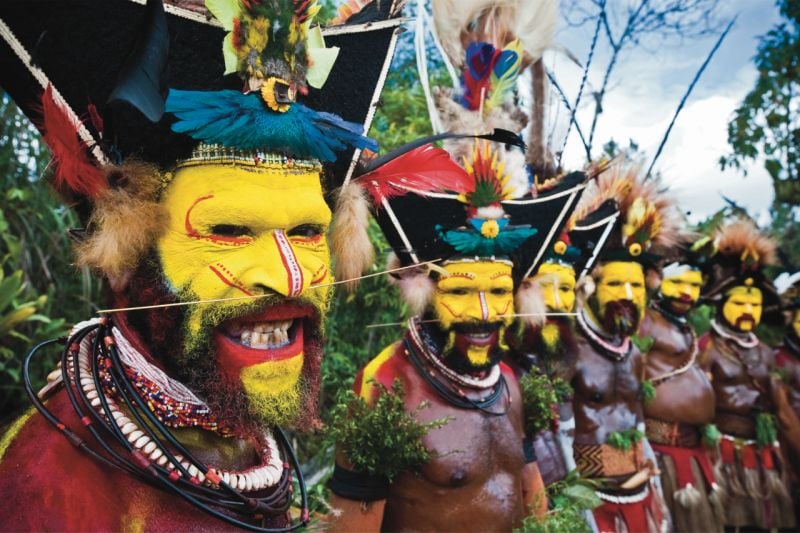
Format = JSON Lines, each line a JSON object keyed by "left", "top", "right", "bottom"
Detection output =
{"left": 701, "top": 218, "right": 779, "bottom": 306}
{"left": 430, "top": 0, "right": 559, "bottom": 197}
{"left": 574, "top": 163, "right": 682, "bottom": 266}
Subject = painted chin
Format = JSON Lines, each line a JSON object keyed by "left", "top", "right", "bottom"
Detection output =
{"left": 667, "top": 297, "right": 694, "bottom": 314}
{"left": 213, "top": 304, "right": 314, "bottom": 380}
{"left": 734, "top": 314, "right": 756, "bottom": 331}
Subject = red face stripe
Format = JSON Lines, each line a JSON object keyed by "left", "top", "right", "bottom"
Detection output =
{"left": 208, "top": 264, "right": 254, "bottom": 296}
{"left": 185, "top": 195, "right": 254, "bottom": 246}
{"left": 273, "top": 230, "right": 304, "bottom": 297}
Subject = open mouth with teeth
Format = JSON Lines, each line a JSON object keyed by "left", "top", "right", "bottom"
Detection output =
{"left": 213, "top": 304, "right": 316, "bottom": 373}
{"left": 453, "top": 323, "right": 502, "bottom": 347}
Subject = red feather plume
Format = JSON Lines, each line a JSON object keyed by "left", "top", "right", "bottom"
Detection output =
{"left": 40, "top": 85, "right": 107, "bottom": 198}
{"left": 356, "top": 144, "right": 471, "bottom": 204}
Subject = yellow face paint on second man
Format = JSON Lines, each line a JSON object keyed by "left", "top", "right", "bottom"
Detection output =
{"left": 722, "top": 285, "right": 763, "bottom": 332}
{"left": 432, "top": 260, "right": 514, "bottom": 367}
{"left": 533, "top": 262, "right": 577, "bottom": 313}
{"left": 595, "top": 261, "right": 647, "bottom": 319}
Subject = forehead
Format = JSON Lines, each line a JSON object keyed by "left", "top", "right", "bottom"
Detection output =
{"left": 438, "top": 260, "right": 513, "bottom": 286}
{"left": 726, "top": 285, "right": 763, "bottom": 300}
{"left": 664, "top": 269, "right": 703, "bottom": 283}
{"left": 599, "top": 261, "right": 644, "bottom": 280}
{"left": 535, "top": 262, "right": 576, "bottom": 282}
{"left": 162, "top": 163, "right": 330, "bottom": 224}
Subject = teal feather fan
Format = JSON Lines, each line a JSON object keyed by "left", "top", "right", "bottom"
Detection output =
{"left": 165, "top": 89, "right": 378, "bottom": 162}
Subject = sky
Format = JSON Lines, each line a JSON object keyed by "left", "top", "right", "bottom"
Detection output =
{"left": 547, "top": 0, "right": 783, "bottom": 222}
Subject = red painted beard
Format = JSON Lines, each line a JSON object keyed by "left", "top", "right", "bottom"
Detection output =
{"left": 115, "top": 262, "right": 325, "bottom": 434}
{"left": 600, "top": 300, "right": 641, "bottom": 337}
{"left": 664, "top": 295, "right": 694, "bottom": 316}
{"left": 733, "top": 313, "right": 757, "bottom": 332}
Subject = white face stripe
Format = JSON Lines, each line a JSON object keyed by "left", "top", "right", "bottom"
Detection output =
{"left": 662, "top": 262, "right": 695, "bottom": 279}
{"left": 273, "top": 230, "right": 304, "bottom": 297}
{"left": 625, "top": 282, "right": 634, "bottom": 300}
{"left": 553, "top": 285, "right": 562, "bottom": 307}
{"left": 478, "top": 291, "right": 489, "bottom": 321}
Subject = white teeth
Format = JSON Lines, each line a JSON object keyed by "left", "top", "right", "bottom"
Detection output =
{"left": 229, "top": 319, "right": 295, "bottom": 348}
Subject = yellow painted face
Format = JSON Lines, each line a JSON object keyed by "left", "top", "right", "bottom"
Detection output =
{"left": 660, "top": 268, "right": 703, "bottom": 314}
{"left": 432, "top": 260, "right": 514, "bottom": 367}
{"left": 722, "top": 285, "right": 763, "bottom": 332}
{"left": 532, "top": 262, "right": 577, "bottom": 313}
{"left": 792, "top": 310, "right": 800, "bottom": 338}
{"left": 157, "top": 163, "right": 332, "bottom": 420}
{"left": 595, "top": 261, "right": 647, "bottom": 319}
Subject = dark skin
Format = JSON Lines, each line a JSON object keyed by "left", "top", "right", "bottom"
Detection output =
{"left": 329, "top": 343, "right": 542, "bottom": 532}
{"left": 639, "top": 308, "right": 715, "bottom": 428}
{"left": 774, "top": 338, "right": 800, "bottom": 418}
{"left": 699, "top": 320, "right": 774, "bottom": 439}
{"left": 571, "top": 333, "right": 644, "bottom": 452}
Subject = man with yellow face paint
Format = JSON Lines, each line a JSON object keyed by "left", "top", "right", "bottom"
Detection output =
{"left": 510, "top": 200, "right": 619, "bottom": 489}
{"left": 698, "top": 219, "right": 795, "bottom": 530}
{"left": 566, "top": 166, "right": 677, "bottom": 533}
{"left": 638, "top": 250, "right": 722, "bottom": 532}
{"left": 327, "top": 138, "right": 590, "bottom": 531}
{"left": 0, "top": 1, "right": 403, "bottom": 530}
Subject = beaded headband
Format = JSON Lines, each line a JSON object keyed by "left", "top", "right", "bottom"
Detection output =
{"left": 174, "top": 143, "right": 322, "bottom": 171}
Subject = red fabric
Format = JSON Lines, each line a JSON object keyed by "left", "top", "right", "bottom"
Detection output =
{"left": 719, "top": 437, "right": 736, "bottom": 464}
{"left": 719, "top": 438, "right": 778, "bottom": 471}
{"left": 761, "top": 446, "right": 775, "bottom": 469}
{"left": 698, "top": 332, "right": 711, "bottom": 353}
{"left": 651, "top": 443, "right": 716, "bottom": 490}
{"left": 741, "top": 443, "right": 758, "bottom": 469}
{"left": 593, "top": 490, "right": 655, "bottom": 533}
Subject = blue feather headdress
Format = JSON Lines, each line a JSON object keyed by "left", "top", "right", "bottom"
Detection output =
{"left": 165, "top": 0, "right": 378, "bottom": 163}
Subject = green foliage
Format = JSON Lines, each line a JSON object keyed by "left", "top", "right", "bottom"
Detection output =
{"left": 631, "top": 334, "right": 654, "bottom": 354}
{"left": 755, "top": 412, "right": 778, "bottom": 448}
{"left": 640, "top": 379, "right": 657, "bottom": 405}
{"left": 326, "top": 379, "right": 450, "bottom": 481}
{"left": 0, "top": 94, "right": 98, "bottom": 421}
{"left": 520, "top": 371, "right": 560, "bottom": 437}
{"left": 688, "top": 304, "right": 714, "bottom": 337}
{"left": 552, "top": 378, "right": 574, "bottom": 404}
{"left": 515, "top": 470, "right": 600, "bottom": 533}
{"left": 702, "top": 423, "right": 722, "bottom": 448}
{"left": 606, "top": 428, "right": 644, "bottom": 452}
{"left": 720, "top": 0, "right": 800, "bottom": 207}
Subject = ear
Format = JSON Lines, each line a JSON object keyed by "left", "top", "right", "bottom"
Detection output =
{"left": 329, "top": 181, "right": 374, "bottom": 292}
{"left": 576, "top": 273, "right": 597, "bottom": 308}
{"left": 386, "top": 252, "right": 436, "bottom": 316}
{"left": 515, "top": 278, "right": 546, "bottom": 328}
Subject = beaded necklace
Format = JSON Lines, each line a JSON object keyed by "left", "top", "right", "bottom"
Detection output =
{"left": 24, "top": 317, "right": 310, "bottom": 531}
{"left": 576, "top": 308, "right": 632, "bottom": 361}
{"left": 648, "top": 306, "right": 699, "bottom": 387}
{"left": 711, "top": 319, "right": 759, "bottom": 349}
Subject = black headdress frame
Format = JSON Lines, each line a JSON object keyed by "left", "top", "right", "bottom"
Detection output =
{"left": 0, "top": 0, "right": 403, "bottom": 193}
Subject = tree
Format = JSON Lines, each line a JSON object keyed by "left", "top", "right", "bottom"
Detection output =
{"left": 558, "top": 0, "right": 722, "bottom": 162}
{"left": 720, "top": 0, "right": 800, "bottom": 207}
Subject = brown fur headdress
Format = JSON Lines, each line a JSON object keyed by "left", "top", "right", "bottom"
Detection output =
{"left": 573, "top": 162, "right": 683, "bottom": 266}
{"left": 701, "top": 218, "right": 778, "bottom": 303}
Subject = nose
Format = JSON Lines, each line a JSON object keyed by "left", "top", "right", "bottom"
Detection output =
{"left": 239, "top": 230, "right": 307, "bottom": 297}
{"left": 466, "top": 291, "right": 490, "bottom": 321}
{"left": 624, "top": 282, "right": 634, "bottom": 300}
{"left": 745, "top": 302, "right": 754, "bottom": 314}
{"left": 552, "top": 286, "right": 562, "bottom": 308}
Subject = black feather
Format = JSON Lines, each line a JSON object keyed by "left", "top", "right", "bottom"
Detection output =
{"left": 106, "top": 0, "right": 168, "bottom": 124}
{"left": 358, "top": 128, "right": 525, "bottom": 176}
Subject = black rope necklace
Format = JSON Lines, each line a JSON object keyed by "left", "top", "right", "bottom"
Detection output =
{"left": 403, "top": 335, "right": 510, "bottom": 416}
{"left": 23, "top": 316, "right": 309, "bottom": 531}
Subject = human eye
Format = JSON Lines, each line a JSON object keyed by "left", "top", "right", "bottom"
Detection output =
{"left": 490, "top": 287, "right": 510, "bottom": 296}
{"left": 209, "top": 224, "right": 252, "bottom": 238}
{"left": 287, "top": 224, "right": 324, "bottom": 238}
{"left": 606, "top": 280, "right": 622, "bottom": 287}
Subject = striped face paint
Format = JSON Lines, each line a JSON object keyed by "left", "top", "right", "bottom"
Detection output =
{"left": 432, "top": 260, "right": 515, "bottom": 367}
{"left": 157, "top": 162, "right": 332, "bottom": 363}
